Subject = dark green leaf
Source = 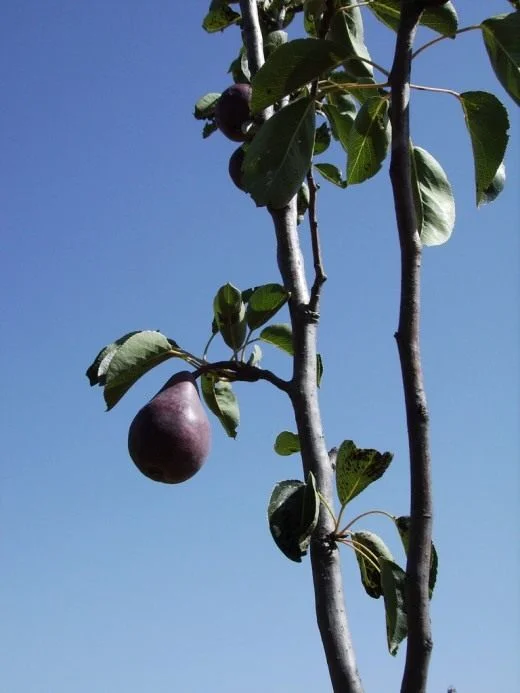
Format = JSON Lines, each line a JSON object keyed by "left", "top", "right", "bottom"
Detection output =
{"left": 86, "top": 331, "right": 141, "bottom": 386}
{"left": 303, "top": 0, "right": 323, "bottom": 37}
{"left": 214, "top": 283, "right": 247, "bottom": 351}
{"left": 251, "top": 39, "right": 350, "bottom": 113}
{"left": 380, "top": 559, "right": 408, "bottom": 656}
{"left": 327, "top": 91, "right": 357, "bottom": 116}
{"left": 481, "top": 12, "right": 520, "bottom": 106}
{"left": 243, "top": 96, "right": 316, "bottom": 208}
{"left": 194, "top": 93, "right": 221, "bottom": 120}
{"left": 202, "top": 1, "right": 240, "bottom": 33}
{"left": 314, "top": 162, "right": 347, "bottom": 187}
{"left": 267, "top": 472, "right": 319, "bottom": 562}
{"left": 479, "top": 161, "right": 506, "bottom": 206}
{"left": 313, "top": 121, "right": 331, "bottom": 155}
{"left": 346, "top": 96, "right": 390, "bottom": 185}
{"left": 274, "top": 431, "right": 301, "bottom": 456}
{"left": 104, "top": 331, "right": 181, "bottom": 410}
{"left": 369, "top": 0, "right": 458, "bottom": 37}
{"left": 246, "top": 284, "right": 288, "bottom": 329}
{"left": 394, "top": 516, "right": 438, "bottom": 598}
{"left": 351, "top": 530, "right": 394, "bottom": 599}
{"left": 259, "top": 323, "right": 294, "bottom": 355}
{"left": 336, "top": 439, "right": 393, "bottom": 506}
{"left": 459, "top": 91, "right": 509, "bottom": 205}
{"left": 202, "top": 121, "right": 218, "bottom": 139}
{"left": 201, "top": 373, "right": 239, "bottom": 438}
{"left": 411, "top": 145, "right": 455, "bottom": 246}
{"left": 323, "top": 103, "right": 355, "bottom": 152}
{"left": 326, "top": 6, "right": 374, "bottom": 82}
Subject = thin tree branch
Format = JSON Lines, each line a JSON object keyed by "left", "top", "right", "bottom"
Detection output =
{"left": 238, "top": 2, "right": 364, "bottom": 690}
{"left": 193, "top": 360, "right": 290, "bottom": 393}
{"left": 389, "top": 4, "right": 433, "bottom": 693}
{"left": 307, "top": 169, "right": 327, "bottom": 314}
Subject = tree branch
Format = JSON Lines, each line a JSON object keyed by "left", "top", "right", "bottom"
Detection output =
{"left": 193, "top": 360, "right": 290, "bottom": 393}
{"left": 238, "top": 2, "right": 363, "bottom": 690}
{"left": 389, "top": 3, "right": 433, "bottom": 693}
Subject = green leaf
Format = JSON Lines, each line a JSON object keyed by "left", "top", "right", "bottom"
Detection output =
{"left": 246, "top": 284, "right": 288, "bottom": 329}
{"left": 326, "top": 6, "right": 374, "bottom": 82}
{"left": 346, "top": 96, "right": 390, "bottom": 185}
{"left": 380, "top": 559, "right": 408, "bottom": 656}
{"left": 86, "top": 331, "right": 142, "bottom": 386}
{"left": 351, "top": 530, "right": 394, "bottom": 599}
{"left": 251, "top": 38, "right": 350, "bottom": 113}
{"left": 369, "top": 1, "right": 458, "bottom": 37}
{"left": 243, "top": 96, "right": 316, "bottom": 209}
{"left": 481, "top": 12, "right": 520, "bottom": 106}
{"left": 479, "top": 161, "right": 506, "bottom": 206}
{"left": 327, "top": 91, "right": 357, "bottom": 116}
{"left": 104, "top": 331, "right": 181, "bottom": 410}
{"left": 201, "top": 373, "right": 239, "bottom": 438}
{"left": 336, "top": 439, "right": 393, "bottom": 506}
{"left": 202, "top": 1, "right": 240, "bottom": 33}
{"left": 459, "top": 91, "right": 510, "bottom": 206}
{"left": 303, "top": 0, "right": 324, "bottom": 37}
{"left": 394, "top": 516, "right": 438, "bottom": 598}
{"left": 274, "top": 431, "right": 301, "bottom": 456}
{"left": 267, "top": 472, "right": 319, "bottom": 562}
{"left": 411, "top": 145, "right": 455, "bottom": 247}
{"left": 323, "top": 103, "right": 355, "bottom": 152}
{"left": 202, "top": 121, "right": 218, "bottom": 139}
{"left": 213, "top": 283, "right": 247, "bottom": 351}
{"left": 194, "top": 93, "right": 221, "bottom": 120}
{"left": 259, "top": 323, "right": 294, "bottom": 355}
{"left": 314, "top": 162, "right": 347, "bottom": 187}
{"left": 313, "top": 121, "right": 331, "bottom": 155}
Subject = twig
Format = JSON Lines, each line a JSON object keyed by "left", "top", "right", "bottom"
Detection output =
{"left": 389, "top": 4, "right": 433, "bottom": 693}
{"left": 307, "top": 170, "right": 327, "bottom": 314}
{"left": 193, "top": 360, "right": 290, "bottom": 393}
{"left": 412, "top": 25, "right": 482, "bottom": 61}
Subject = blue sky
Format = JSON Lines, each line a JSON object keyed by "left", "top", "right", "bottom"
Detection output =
{"left": 1, "top": 1, "right": 518, "bottom": 691}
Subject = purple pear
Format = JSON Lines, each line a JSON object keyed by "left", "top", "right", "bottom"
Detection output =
{"left": 215, "top": 84, "right": 252, "bottom": 142}
{"left": 128, "top": 371, "right": 211, "bottom": 484}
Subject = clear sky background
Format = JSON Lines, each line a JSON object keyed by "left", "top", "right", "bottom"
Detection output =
{"left": 1, "top": 2, "right": 519, "bottom": 692}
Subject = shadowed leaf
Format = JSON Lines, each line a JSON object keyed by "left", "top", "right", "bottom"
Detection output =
{"left": 481, "top": 12, "right": 520, "bottom": 106}
{"left": 314, "top": 162, "right": 347, "bottom": 187}
{"left": 201, "top": 373, "right": 239, "bottom": 438}
{"left": 369, "top": 0, "right": 458, "bottom": 37}
{"left": 459, "top": 91, "right": 509, "bottom": 205}
{"left": 394, "top": 516, "right": 438, "bottom": 598}
{"left": 243, "top": 96, "right": 316, "bottom": 209}
{"left": 202, "top": 1, "right": 240, "bottom": 33}
{"left": 380, "top": 559, "right": 408, "bottom": 656}
{"left": 351, "top": 530, "right": 394, "bottom": 599}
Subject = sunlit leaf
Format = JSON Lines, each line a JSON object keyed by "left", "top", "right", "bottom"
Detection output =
{"left": 369, "top": 0, "right": 458, "bottom": 37}
{"left": 86, "top": 331, "right": 142, "bottom": 387}
{"left": 202, "top": 0, "right": 240, "bottom": 33}
{"left": 314, "top": 162, "right": 347, "bottom": 187}
{"left": 326, "top": 6, "right": 374, "bottom": 82}
{"left": 274, "top": 431, "right": 301, "bottom": 456}
{"left": 104, "top": 331, "right": 182, "bottom": 410}
{"left": 259, "top": 323, "right": 294, "bottom": 355}
{"left": 194, "top": 93, "right": 221, "bottom": 120}
{"left": 336, "top": 440, "right": 393, "bottom": 506}
{"left": 246, "top": 284, "right": 288, "bottom": 330}
{"left": 411, "top": 145, "right": 455, "bottom": 246}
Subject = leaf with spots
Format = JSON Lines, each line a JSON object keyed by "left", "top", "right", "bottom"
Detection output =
{"left": 380, "top": 559, "right": 408, "bottom": 656}
{"left": 335, "top": 440, "right": 393, "bottom": 507}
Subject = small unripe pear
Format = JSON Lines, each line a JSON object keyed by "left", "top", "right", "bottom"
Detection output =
{"left": 128, "top": 371, "right": 211, "bottom": 484}
{"left": 215, "top": 84, "right": 252, "bottom": 142}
